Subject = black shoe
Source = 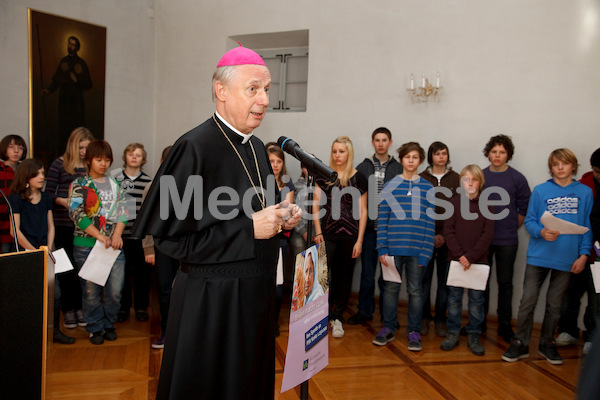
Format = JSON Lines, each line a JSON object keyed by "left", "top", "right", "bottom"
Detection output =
{"left": 135, "top": 310, "right": 149, "bottom": 322}
{"left": 539, "top": 340, "right": 563, "bottom": 365}
{"left": 502, "top": 338, "right": 529, "bottom": 362}
{"left": 348, "top": 313, "right": 372, "bottom": 325}
{"left": 103, "top": 328, "right": 117, "bottom": 341}
{"left": 468, "top": 333, "right": 485, "bottom": 356}
{"left": 498, "top": 326, "right": 515, "bottom": 343}
{"left": 89, "top": 331, "right": 104, "bottom": 345}
{"left": 441, "top": 332, "right": 460, "bottom": 351}
{"left": 53, "top": 330, "right": 76, "bottom": 345}
{"left": 117, "top": 310, "right": 129, "bottom": 323}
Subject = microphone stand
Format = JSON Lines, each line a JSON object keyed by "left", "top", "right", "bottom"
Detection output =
{"left": 299, "top": 172, "right": 314, "bottom": 400}
{"left": 0, "top": 189, "right": 20, "bottom": 253}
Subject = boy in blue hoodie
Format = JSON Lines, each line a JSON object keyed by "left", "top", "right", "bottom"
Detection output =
{"left": 502, "top": 148, "right": 593, "bottom": 365}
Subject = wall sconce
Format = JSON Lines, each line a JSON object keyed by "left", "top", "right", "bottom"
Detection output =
{"left": 407, "top": 72, "right": 442, "bottom": 102}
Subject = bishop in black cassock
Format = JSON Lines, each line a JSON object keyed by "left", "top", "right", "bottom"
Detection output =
{"left": 132, "top": 46, "right": 301, "bottom": 400}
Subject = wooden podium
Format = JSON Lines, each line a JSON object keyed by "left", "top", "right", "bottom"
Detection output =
{"left": 0, "top": 248, "right": 53, "bottom": 400}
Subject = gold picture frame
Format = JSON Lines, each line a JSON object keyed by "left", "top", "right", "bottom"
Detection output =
{"left": 28, "top": 9, "right": 106, "bottom": 167}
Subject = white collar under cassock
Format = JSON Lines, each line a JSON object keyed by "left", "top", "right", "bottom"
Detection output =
{"left": 215, "top": 111, "right": 254, "bottom": 144}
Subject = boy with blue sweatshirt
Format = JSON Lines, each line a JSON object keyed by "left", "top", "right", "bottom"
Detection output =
{"left": 374, "top": 142, "right": 435, "bottom": 352}
{"left": 502, "top": 148, "right": 593, "bottom": 365}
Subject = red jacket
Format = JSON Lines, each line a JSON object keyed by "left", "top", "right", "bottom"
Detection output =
{"left": 580, "top": 171, "right": 597, "bottom": 199}
{"left": 0, "top": 161, "right": 15, "bottom": 245}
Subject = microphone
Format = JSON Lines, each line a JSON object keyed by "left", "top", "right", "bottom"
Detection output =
{"left": 278, "top": 136, "right": 338, "bottom": 182}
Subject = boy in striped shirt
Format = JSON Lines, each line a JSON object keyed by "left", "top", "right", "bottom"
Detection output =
{"left": 374, "top": 142, "right": 435, "bottom": 351}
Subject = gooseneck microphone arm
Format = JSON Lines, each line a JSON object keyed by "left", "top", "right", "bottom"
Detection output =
{"left": 0, "top": 189, "right": 20, "bottom": 253}
{"left": 277, "top": 136, "right": 338, "bottom": 182}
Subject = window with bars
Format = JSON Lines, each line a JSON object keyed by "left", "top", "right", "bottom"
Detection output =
{"left": 259, "top": 48, "right": 308, "bottom": 112}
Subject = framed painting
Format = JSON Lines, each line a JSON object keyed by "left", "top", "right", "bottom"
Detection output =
{"left": 28, "top": 9, "right": 106, "bottom": 168}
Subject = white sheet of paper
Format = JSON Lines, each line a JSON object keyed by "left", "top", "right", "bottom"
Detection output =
{"left": 78, "top": 241, "right": 121, "bottom": 286}
{"left": 447, "top": 260, "right": 490, "bottom": 291}
{"left": 591, "top": 262, "right": 600, "bottom": 294}
{"left": 52, "top": 248, "right": 74, "bottom": 274}
{"left": 381, "top": 256, "right": 401, "bottom": 283}
{"left": 276, "top": 248, "right": 284, "bottom": 285}
{"left": 540, "top": 211, "right": 589, "bottom": 235}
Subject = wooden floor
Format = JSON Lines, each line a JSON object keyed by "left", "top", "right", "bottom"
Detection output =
{"left": 46, "top": 293, "right": 587, "bottom": 399}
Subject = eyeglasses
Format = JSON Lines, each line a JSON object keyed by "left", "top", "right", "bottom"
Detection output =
{"left": 8, "top": 145, "right": 24, "bottom": 151}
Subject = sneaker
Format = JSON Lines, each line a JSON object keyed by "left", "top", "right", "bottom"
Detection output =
{"left": 331, "top": 319, "right": 344, "bottom": 338}
{"left": 441, "top": 332, "right": 460, "bottom": 351}
{"left": 89, "top": 331, "right": 104, "bottom": 345}
{"left": 76, "top": 310, "right": 87, "bottom": 327}
{"left": 502, "top": 338, "right": 529, "bottom": 362}
{"left": 468, "top": 333, "right": 485, "bottom": 356}
{"left": 103, "top": 328, "right": 117, "bottom": 341}
{"left": 373, "top": 327, "right": 395, "bottom": 346}
{"left": 555, "top": 332, "right": 578, "bottom": 347}
{"left": 539, "top": 340, "right": 563, "bottom": 365}
{"left": 407, "top": 331, "right": 422, "bottom": 352}
{"left": 152, "top": 335, "right": 166, "bottom": 349}
{"left": 63, "top": 311, "right": 77, "bottom": 329}
{"left": 435, "top": 323, "right": 448, "bottom": 337}
{"left": 583, "top": 341, "right": 592, "bottom": 355}
{"left": 420, "top": 319, "right": 430, "bottom": 336}
{"left": 348, "top": 313, "right": 372, "bottom": 325}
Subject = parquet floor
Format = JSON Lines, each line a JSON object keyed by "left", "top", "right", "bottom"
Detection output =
{"left": 46, "top": 291, "right": 586, "bottom": 399}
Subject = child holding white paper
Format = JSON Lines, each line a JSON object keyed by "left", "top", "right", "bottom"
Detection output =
{"left": 374, "top": 142, "right": 435, "bottom": 351}
{"left": 503, "top": 148, "right": 593, "bottom": 365}
{"left": 441, "top": 165, "right": 494, "bottom": 356}
{"left": 69, "top": 140, "right": 128, "bottom": 345}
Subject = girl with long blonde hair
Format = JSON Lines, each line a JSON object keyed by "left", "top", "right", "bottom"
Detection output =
{"left": 313, "top": 136, "right": 368, "bottom": 339}
{"left": 45, "top": 126, "right": 94, "bottom": 329}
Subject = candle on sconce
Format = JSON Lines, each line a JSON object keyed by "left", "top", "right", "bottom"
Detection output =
{"left": 436, "top": 72, "right": 440, "bottom": 88}
{"left": 410, "top": 74, "right": 414, "bottom": 90}
{"left": 422, "top": 73, "right": 425, "bottom": 88}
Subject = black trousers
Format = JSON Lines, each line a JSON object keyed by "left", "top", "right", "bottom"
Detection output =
{"left": 325, "top": 234, "right": 358, "bottom": 321}
{"left": 120, "top": 238, "right": 152, "bottom": 312}
{"left": 54, "top": 225, "right": 82, "bottom": 312}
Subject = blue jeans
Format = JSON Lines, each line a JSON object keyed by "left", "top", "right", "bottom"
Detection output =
{"left": 447, "top": 286, "right": 485, "bottom": 334}
{"left": 74, "top": 245, "right": 125, "bottom": 334}
{"left": 422, "top": 244, "right": 449, "bottom": 324}
{"left": 357, "top": 229, "right": 384, "bottom": 318}
{"left": 381, "top": 256, "right": 425, "bottom": 333}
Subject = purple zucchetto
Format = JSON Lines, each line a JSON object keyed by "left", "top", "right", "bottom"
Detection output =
{"left": 216, "top": 43, "right": 266, "bottom": 67}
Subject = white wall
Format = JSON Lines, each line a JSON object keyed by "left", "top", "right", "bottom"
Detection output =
{"left": 0, "top": 0, "right": 156, "bottom": 170}
{"left": 1, "top": 0, "right": 598, "bottom": 323}
{"left": 152, "top": 0, "right": 599, "bottom": 323}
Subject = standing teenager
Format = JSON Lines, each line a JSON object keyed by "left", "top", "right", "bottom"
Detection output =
{"left": 374, "top": 142, "right": 435, "bottom": 352}
{"left": 349, "top": 127, "right": 402, "bottom": 325}
{"left": 503, "top": 148, "right": 592, "bottom": 365}
{"left": 69, "top": 140, "right": 128, "bottom": 345}
{"left": 419, "top": 141, "right": 460, "bottom": 337}
{"left": 314, "top": 136, "right": 368, "bottom": 339}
